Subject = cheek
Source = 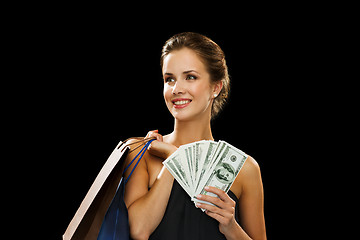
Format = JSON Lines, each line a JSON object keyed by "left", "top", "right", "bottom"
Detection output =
{"left": 163, "top": 85, "right": 172, "bottom": 102}
{"left": 191, "top": 82, "right": 212, "bottom": 100}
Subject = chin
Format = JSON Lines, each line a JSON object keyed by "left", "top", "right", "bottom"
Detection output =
{"left": 171, "top": 112, "right": 192, "bottom": 121}
{"left": 167, "top": 101, "right": 211, "bottom": 122}
{"left": 171, "top": 109, "right": 209, "bottom": 122}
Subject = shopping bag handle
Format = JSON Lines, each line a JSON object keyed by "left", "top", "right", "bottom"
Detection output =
{"left": 117, "top": 136, "right": 156, "bottom": 153}
{"left": 121, "top": 138, "right": 156, "bottom": 184}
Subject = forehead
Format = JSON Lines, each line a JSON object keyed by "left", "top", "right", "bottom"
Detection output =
{"left": 162, "top": 48, "right": 207, "bottom": 74}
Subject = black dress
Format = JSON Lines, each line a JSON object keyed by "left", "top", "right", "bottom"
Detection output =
{"left": 149, "top": 181, "right": 240, "bottom": 240}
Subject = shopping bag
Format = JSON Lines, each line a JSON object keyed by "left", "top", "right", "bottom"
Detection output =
{"left": 63, "top": 138, "right": 154, "bottom": 240}
{"left": 97, "top": 139, "right": 154, "bottom": 240}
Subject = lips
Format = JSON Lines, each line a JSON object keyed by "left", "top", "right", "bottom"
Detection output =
{"left": 171, "top": 98, "right": 192, "bottom": 108}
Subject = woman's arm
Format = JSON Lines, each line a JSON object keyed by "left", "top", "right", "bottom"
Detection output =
{"left": 238, "top": 156, "right": 266, "bottom": 239}
{"left": 123, "top": 132, "right": 177, "bottom": 240}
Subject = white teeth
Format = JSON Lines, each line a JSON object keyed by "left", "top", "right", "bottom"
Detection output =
{"left": 174, "top": 100, "right": 190, "bottom": 105}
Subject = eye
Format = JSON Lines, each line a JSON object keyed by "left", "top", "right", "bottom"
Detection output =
{"left": 165, "top": 77, "right": 176, "bottom": 83}
{"left": 186, "top": 75, "right": 197, "bottom": 80}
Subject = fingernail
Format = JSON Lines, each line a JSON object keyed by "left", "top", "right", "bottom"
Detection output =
{"left": 196, "top": 194, "right": 202, "bottom": 199}
{"left": 204, "top": 186, "right": 210, "bottom": 191}
{"left": 195, "top": 203, "right": 201, "bottom": 208}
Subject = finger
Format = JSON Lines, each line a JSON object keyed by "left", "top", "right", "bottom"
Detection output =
{"left": 146, "top": 130, "right": 157, "bottom": 136}
{"left": 149, "top": 141, "right": 177, "bottom": 158}
{"left": 196, "top": 202, "right": 232, "bottom": 220}
{"left": 147, "top": 140, "right": 164, "bottom": 153}
{"left": 196, "top": 201, "right": 221, "bottom": 213}
{"left": 204, "top": 186, "right": 235, "bottom": 205}
{"left": 196, "top": 194, "right": 226, "bottom": 210}
{"left": 146, "top": 130, "right": 163, "bottom": 141}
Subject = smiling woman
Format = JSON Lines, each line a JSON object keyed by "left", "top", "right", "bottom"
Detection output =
{"left": 121, "top": 32, "right": 266, "bottom": 240}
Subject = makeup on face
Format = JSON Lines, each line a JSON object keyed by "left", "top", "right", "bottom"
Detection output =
{"left": 162, "top": 48, "right": 214, "bottom": 120}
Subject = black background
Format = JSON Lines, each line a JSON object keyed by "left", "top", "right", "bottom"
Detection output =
{"left": 14, "top": 9, "right": 332, "bottom": 239}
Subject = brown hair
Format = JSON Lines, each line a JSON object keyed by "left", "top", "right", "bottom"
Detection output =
{"left": 160, "top": 32, "right": 230, "bottom": 119}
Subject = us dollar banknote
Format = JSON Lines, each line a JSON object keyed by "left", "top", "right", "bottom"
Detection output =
{"left": 193, "top": 141, "right": 247, "bottom": 208}
{"left": 163, "top": 140, "right": 248, "bottom": 209}
{"left": 163, "top": 150, "right": 193, "bottom": 197}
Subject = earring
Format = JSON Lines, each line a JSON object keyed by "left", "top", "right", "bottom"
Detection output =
{"left": 213, "top": 93, "right": 218, "bottom": 98}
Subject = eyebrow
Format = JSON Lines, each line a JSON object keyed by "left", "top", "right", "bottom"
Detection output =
{"left": 184, "top": 70, "right": 200, "bottom": 74}
{"left": 164, "top": 70, "right": 200, "bottom": 75}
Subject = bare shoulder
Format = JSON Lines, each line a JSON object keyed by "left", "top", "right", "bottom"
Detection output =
{"left": 122, "top": 138, "right": 148, "bottom": 178}
{"left": 239, "top": 155, "right": 263, "bottom": 188}
{"left": 238, "top": 155, "right": 264, "bottom": 198}
{"left": 231, "top": 155, "right": 262, "bottom": 198}
{"left": 123, "top": 138, "right": 146, "bottom": 157}
{"left": 240, "top": 155, "right": 261, "bottom": 179}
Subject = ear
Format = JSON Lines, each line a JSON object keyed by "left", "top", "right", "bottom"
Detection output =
{"left": 212, "top": 80, "right": 223, "bottom": 98}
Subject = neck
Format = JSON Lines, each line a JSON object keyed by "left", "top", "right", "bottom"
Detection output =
{"left": 166, "top": 117, "right": 214, "bottom": 147}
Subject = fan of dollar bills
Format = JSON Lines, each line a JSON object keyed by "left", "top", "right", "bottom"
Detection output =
{"left": 163, "top": 140, "right": 248, "bottom": 209}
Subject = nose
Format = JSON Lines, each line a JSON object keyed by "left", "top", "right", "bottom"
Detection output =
{"left": 172, "top": 80, "right": 185, "bottom": 95}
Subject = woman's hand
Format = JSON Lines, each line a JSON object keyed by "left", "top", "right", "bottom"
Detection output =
{"left": 145, "top": 130, "right": 177, "bottom": 160}
{"left": 195, "top": 186, "right": 239, "bottom": 237}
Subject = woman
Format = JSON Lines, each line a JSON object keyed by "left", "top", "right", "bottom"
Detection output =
{"left": 123, "top": 32, "right": 266, "bottom": 240}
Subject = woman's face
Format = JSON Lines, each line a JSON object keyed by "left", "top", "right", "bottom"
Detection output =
{"left": 162, "top": 48, "right": 220, "bottom": 121}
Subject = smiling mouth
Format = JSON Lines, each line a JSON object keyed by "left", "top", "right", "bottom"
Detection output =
{"left": 172, "top": 99, "right": 192, "bottom": 108}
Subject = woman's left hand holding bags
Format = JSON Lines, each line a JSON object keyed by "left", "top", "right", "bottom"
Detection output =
{"left": 145, "top": 130, "right": 178, "bottom": 160}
